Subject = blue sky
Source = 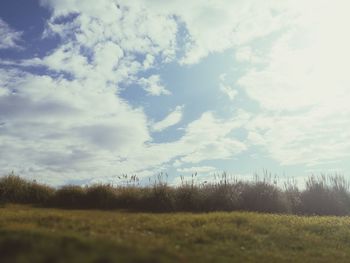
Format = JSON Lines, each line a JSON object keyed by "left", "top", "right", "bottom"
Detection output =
{"left": 1, "top": 0, "right": 350, "bottom": 185}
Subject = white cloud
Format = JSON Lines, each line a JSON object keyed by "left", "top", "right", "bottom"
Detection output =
{"left": 38, "top": 0, "right": 294, "bottom": 70}
{"left": 152, "top": 106, "right": 183, "bottom": 132}
{"left": 143, "top": 54, "right": 155, "bottom": 70}
{"left": 132, "top": 0, "right": 289, "bottom": 64}
{"left": 1, "top": 0, "right": 254, "bottom": 185}
{"left": 0, "top": 71, "right": 151, "bottom": 181}
{"left": 44, "top": 0, "right": 285, "bottom": 65}
{"left": 219, "top": 74, "right": 238, "bottom": 101}
{"left": 41, "top": 0, "right": 178, "bottom": 60}
{"left": 177, "top": 166, "right": 217, "bottom": 174}
{"left": 114, "top": 111, "right": 248, "bottom": 178}
{"left": 176, "top": 112, "right": 247, "bottom": 164}
{"left": 39, "top": 44, "right": 94, "bottom": 79}
{"left": 1, "top": 0, "right": 180, "bottom": 184}
{"left": 0, "top": 18, "right": 22, "bottom": 50}
{"left": 235, "top": 46, "right": 261, "bottom": 64}
{"left": 4, "top": 0, "right": 348, "bottom": 184}
{"left": 245, "top": 111, "right": 350, "bottom": 167}
{"left": 239, "top": 0, "right": 350, "bottom": 166}
{"left": 138, "top": 75, "right": 171, "bottom": 96}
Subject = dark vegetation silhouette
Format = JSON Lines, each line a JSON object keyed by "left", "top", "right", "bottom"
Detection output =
{"left": 1, "top": 172, "right": 349, "bottom": 215}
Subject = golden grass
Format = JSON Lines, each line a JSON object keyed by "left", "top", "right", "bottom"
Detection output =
{"left": 1, "top": 205, "right": 350, "bottom": 262}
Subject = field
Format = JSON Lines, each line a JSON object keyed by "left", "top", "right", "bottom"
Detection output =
{"left": 1, "top": 205, "right": 350, "bottom": 262}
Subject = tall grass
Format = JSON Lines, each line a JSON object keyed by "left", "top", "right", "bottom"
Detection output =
{"left": 301, "top": 175, "right": 350, "bottom": 215}
{"left": 0, "top": 173, "right": 54, "bottom": 204}
{"left": 1, "top": 173, "right": 350, "bottom": 215}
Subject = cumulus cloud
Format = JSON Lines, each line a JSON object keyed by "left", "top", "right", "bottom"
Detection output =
{"left": 135, "top": 0, "right": 289, "bottom": 64}
{"left": 175, "top": 112, "right": 247, "bottom": 165}
{"left": 138, "top": 75, "right": 171, "bottom": 96}
{"left": 3, "top": 0, "right": 347, "bottom": 184}
{"left": 0, "top": 70, "right": 151, "bottom": 183}
{"left": 40, "top": 0, "right": 288, "bottom": 65}
{"left": 41, "top": 0, "right": 178, "bottom": 59}
{"left": 0, "top": 0, "right": 254, "bottom": 184}
{"left": 0, "top": 18, "right": 22, "bottom": 50}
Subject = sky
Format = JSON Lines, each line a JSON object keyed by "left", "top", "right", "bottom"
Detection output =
{"left": 0, "top": 0, "right": 350, "bottom": 186}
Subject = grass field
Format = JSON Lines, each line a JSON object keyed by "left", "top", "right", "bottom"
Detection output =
{"left": 1, "top": 205, "right": 350, "bottom": 262}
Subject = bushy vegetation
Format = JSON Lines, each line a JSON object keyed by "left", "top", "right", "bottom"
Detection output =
{"left": 0, "top": 173, "right": 54, "bottom": 205}
{"left": 1, "top": 173, "right": 350, "bottom": 215}
{"left": 300, "top": 175, "right": 350, "bottom": 215}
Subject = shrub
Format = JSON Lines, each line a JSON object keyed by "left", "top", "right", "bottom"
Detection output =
{"left": 174, "top": 184, "right": 202, "bottom": 211}
{"left": 2, "top": 173, "right": 350, "bottom": 216}
{"left": 113, "top": 187, "right": 144, "bottom": 210}
{"left": 0, "top": 174, "right": 30, "bottom": 203}
{"left": 51, "top": 186, "right": 86, "bottom": 209}
{"left": 239, "top": 181, "right": 289, "bottom": 213}
{"left": 283, "top": 179, "right": 302, "bottom": 214}
{"left": 0, "top": 174, "right": 54, "bottom": 204}
{"left": 300, "top": 175, "right": 350, "bottom": 215}
{"left": 26, "top": 182, "right": 55, "bottom": 204}
{"left": 200, "top": 183, "right": 241, "bottom": 212}
{"left": 141, "top": 184, "right": 175, "bottom": 212}
{"left": 85, "top": 185, "right": 117, "bottom": 209}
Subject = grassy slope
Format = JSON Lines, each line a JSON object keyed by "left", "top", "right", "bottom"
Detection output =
{"left": 1, "top": 205, "right": 350, "bottom": 263}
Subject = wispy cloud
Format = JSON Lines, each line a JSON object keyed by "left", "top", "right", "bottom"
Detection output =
{"left": 0, "top": 18, "right": 22, "bottom": 50}
{"left": 177, "top": 166, "right": 217, "bottom": 174}
{"left": 152, "top": 106, "right": 183, "bottom": 132}
{"left": 219, "top": 74, "right": 238, "bottom": 101}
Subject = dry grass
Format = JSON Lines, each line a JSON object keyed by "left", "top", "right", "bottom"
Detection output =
{"left": 2, "top": 205, "right": 350, "bottom": 262}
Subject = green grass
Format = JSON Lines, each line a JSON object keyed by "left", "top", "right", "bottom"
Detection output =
{"left": 1, "top": 205, "right": 350, "bottom": 262}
